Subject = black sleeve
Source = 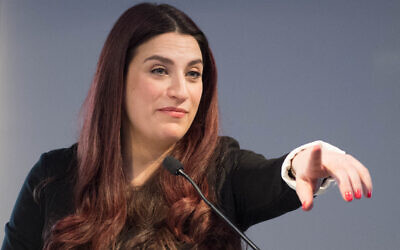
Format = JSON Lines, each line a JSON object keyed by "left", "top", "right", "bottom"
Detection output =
{"left": 2, "top": 154, "right": 47, "bottom": 250}
{"left": 217, "top": 137, "right": 301, "bottom": 231}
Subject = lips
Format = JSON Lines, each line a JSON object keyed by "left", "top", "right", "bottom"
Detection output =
{"left": 158, "top": 107, "right": 188, "bottom": 113}
{"left": 158, "top": 107, "right": 188, "bottom": 118}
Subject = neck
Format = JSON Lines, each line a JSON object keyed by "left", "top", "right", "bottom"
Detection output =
{"left": 122, "top": 126, "right": 174, "bottom": 187}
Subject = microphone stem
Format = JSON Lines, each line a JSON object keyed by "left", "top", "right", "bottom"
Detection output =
{"left": 178, "top": 169, "right": 260, "bottom": 250}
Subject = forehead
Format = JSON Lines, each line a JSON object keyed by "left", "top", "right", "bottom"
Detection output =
{"left": 133, "top": 32, "right": 202, "bottom": 61}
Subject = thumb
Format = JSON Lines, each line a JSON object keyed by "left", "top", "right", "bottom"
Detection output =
{"left": 295, "top": 144, "right": 322, "bottom": 211}
{"left": 293, "top": 144, "right": 323, "bottom": 211}
{"left": 296, "top": 178, "right": 315, "bottom": 211}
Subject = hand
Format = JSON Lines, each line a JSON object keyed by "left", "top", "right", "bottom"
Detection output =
{"left": 291, "top": 144, "right": 373, "bottom": 211}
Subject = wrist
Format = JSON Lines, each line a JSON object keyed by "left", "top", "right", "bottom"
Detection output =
{"left": 288, "top": 159, "right": 297, "bottom": 180}
{"left": 290, "top": 149, "right": 306, "bottom": 179}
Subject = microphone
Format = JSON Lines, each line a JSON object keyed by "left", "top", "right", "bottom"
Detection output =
{"left": 162, "top": 156, "right": 260, "bottom": 250}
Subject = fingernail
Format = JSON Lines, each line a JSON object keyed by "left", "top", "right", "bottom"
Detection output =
{"left": 345, "top": 191, "right": 353, "bottom": 202}
{"left": 367, "top": 190, "right": 372, "bottom": 198}
{"left": 355, "top": 189, "right": 362, "bottom": 199}
{"left": 302, "top": 201, "right": 307, "bottom": 211}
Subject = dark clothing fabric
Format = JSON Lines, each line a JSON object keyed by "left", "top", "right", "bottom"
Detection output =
{"left": 2, "top": 136, "right": 301, "bottom": 249}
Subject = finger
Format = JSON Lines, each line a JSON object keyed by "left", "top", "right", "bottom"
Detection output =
{"left": 309, "top": 144, "right": 322, "bottom": 169}
{"left": 343, "top": 161, "right": 363, "bottom": 199}
{"left": 296, "top": 178, "right": 316, "bottom": 211}
{"left": 296, "top": 145, "right": 322, "bottom": 211}
{"left": 346, "top": 154, "right": 373, "bottom": 198}
{"left": 329, "top": 168, "right": 354, "bottom": 202}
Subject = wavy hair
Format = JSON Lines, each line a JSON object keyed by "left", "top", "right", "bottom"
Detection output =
{"left": 44, "top": 3, "right": 241, "bottom": 249}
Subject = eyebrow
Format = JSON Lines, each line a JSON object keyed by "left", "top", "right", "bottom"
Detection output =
{"left": 143, "top": 55, "right": 203, "bottom": 67}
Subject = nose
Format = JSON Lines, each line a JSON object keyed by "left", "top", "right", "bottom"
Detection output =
{"left": 167, "top": 73, "right": 188, "bottom": 102}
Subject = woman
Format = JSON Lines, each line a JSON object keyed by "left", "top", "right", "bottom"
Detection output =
{"left": 2, "top": 3, "right": 372, "bottom": 250}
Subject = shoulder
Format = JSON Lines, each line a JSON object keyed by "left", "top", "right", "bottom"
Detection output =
{"left": 218, "top": 136, "right": 240, "bottom": 150}
{"left": 34, "top": 144, "right": 78, "bottom": 223}
{"left": 29, "top": 143, "right": 78, "bottom": 184}
{"left": 42, "top": 143, "right": 77, "bottom": 165}
{"left": 46, "top": 143, "right": 77, "bottom": 167}
{"left": 4, "top": 144, "right": 78, "bottom": 248}
{"left": 212, "top": 136, "right": 243, "bottom": 199}
{"left": 215, "top": 136, "right": 240, "bottom": 163}
{"left": 212, "top": 136, "right": 240, "bottom": 174}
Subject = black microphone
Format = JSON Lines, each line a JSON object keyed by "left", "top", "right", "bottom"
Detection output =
{"left": 162, "top": 156, "right": 260, "bottom": 250}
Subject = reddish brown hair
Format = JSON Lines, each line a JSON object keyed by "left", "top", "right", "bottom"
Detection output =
{"left": 44, "top": 3, "right": 240, "bottom": 249}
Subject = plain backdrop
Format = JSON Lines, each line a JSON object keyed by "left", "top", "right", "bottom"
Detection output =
{"left": 1, "top": 0, "right": 399, "bottom": 249}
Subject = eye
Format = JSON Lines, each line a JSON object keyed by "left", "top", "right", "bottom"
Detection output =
{"left": 186, "top": 71, "right": 202, "bottom": 79}
{"left": 151, "top": 67, "right": 168, "bottom": 75}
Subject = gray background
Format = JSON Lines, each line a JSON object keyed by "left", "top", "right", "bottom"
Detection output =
{"left": 1, "top": 0, "right": 399, "bottom": 249}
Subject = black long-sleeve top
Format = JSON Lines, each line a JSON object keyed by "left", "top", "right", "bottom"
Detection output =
{"left": 2, "top": 136, "right": 301, "bottom": 249}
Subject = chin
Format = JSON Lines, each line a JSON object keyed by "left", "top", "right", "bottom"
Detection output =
{"left": 160, "top": 128, "right": 187, "bottom": 142}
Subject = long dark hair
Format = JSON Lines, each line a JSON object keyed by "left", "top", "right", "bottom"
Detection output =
{"left": 44, "top": 3, "right": 241, "bottom": 249}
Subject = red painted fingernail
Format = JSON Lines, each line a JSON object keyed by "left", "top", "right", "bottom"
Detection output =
{"left": 367, "top": 190, "right": 372, "bottom": 198}
{"left": 345, "top": 191, "right": 353, "bottom": 202}
{"left": 355, "top": 189, "right": 362, "bottom": 199}
{"left": 302, "top": 201, "right": 306, "bottom": 210}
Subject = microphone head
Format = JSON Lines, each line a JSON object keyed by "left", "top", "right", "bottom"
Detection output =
{"left": 162, "top": 156, "right": 184, "bottom": 176}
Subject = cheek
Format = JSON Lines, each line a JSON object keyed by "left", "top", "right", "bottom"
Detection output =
{"left": 128, "top": 78, "right": 164, "bottom": 108}
{"left": 125, "top": 80, "right": 165, "bottom": 132}
{"left": 191, "top": 84, "right": 203, "bottom": 109}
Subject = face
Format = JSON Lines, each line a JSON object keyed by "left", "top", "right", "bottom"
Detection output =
{"left": 123, "top": 32, "right": 203, "bottom": 148}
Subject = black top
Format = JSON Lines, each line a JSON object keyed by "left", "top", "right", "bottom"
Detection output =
{"left": 2, "top": 136, "right": 301, "bottom": 249}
